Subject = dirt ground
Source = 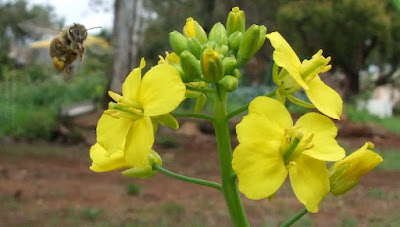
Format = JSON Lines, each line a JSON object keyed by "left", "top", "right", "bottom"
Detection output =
{"left": 1, "top": 119, "right": 399, "bottom": 226}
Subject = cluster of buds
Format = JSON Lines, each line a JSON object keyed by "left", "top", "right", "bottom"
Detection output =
{"left": 168, "top": 7, "right": 266, "bottom": 91}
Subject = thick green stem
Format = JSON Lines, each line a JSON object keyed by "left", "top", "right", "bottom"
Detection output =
{"left": 153, "top": 164, "right": 222, "bottom": 191}
{"left": 280, "top": 208, "right": 308, "bottom": 227}
{"left": 213, "top": 85, "right": 249, "bottom": 227}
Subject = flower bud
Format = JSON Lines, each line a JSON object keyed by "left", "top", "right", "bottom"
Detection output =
{"left": 208, "top": 22, "right": 228, "bottom": 46}
{"left": 329, "top": 142, "right": 383, "bottom": 196}
{"left": 180, "top": 50, "right": 201, "bottom": 82}
{"left": 169, "top": 31, "right": 188, "bottom": 55}
{"left": 228, "top": 31, "right": 243, "bottom": 52}
{"left": 194, "top": 93, "right": 207, "bottom": 113}
{"left": 226, "top": 6, "right": 245, "bottom": 37}
{"left": 216, "top": 45, "right": 229, "bottom": 56}
{"left": 233, "top": 68, "right": 241, "bottom": 80}
{"left": 218, "top": 75, "right": 238, "bottom": 92}
{"left": 183, "top": 17, "right": 208, "bottom": 44}
{"left": 201, "top": 48, "right": 224, "bottom": 82}
{"left": 122, "top": 150, "right": 162, "bottom": 178}
{"left": 237, "top": 25, "right": 267, "bottom": 66}
{"left": 187, "top": 37, "right": 202, "bottom": 59}
{"left": 223, "top": 56, "right": 237, "bottom": 75}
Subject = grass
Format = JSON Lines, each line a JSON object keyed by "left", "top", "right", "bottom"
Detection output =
{"left": 375, "top": 148, "right": 400, "bottom": 171}
{"left": 345, "top": 104, "right": 400, "bottom": 135}
{"left": 126, "top": 183, "right": 141, "bottom": 196}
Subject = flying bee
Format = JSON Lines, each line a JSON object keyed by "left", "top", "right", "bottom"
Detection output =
{"left": 49, "top": 23, "right": 101, "bottom": 79}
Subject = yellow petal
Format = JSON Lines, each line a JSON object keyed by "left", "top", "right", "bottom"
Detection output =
{"left": 232, "top": 142, "right": 288, "bottom": 200}
{"left": 96, "top": 114, "right": 132, "bottom": 155}
{"left": 266, "top": 32, "right": 309, "bottom": 89}
{"left": 288, "top": 154, "right": 330, "bottom": 213}
{"left": 138, "top": 64, "right": 186, "bottom": 116}
{"left": 90, "top": 143, "right": 130, "bottom": 172}
{"left": 236, "top": 114, "right": 285, "bottom": 145}
{"left": 122, "top": 66, "right": 142, "bottom": 102}
{"left": 124, "top": 117, "right": 154, "bottom": 168}
{"left": 329, "top": 142, "right": 383, "bottom": 196}
{"left": 248, "top": 96, "right": 293, "bottom": 131}
{"left": 305, "top": 75, "right": 343, "bottom": 119}
{"left": 295, "top": 113, "right": 345, "bottom": 161}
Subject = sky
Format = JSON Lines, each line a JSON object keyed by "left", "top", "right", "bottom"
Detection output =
{"left": 27, "top": 0, "right": 114, "bottom": 33}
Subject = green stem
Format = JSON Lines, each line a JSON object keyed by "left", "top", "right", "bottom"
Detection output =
{"left": 226, "top": 89, "right": 276, "bottom": 120}
{"left": 153, "top": 164, "right": 222, "bottom": 191}
{"left": 172, "top": 112, "right": 215, "bottom": 122}
{"left": 280, "top": 208, "right": 308, "bottom": 227}
{"left": 186, "top": 86, "right": 215, "bottom": 94}
{"left": 213, "top": 85, "right": 249, "bottom": 227}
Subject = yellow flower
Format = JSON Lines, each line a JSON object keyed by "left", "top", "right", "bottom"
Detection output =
{"left": 266, "top": 32, "right": 343, "bottom": 119}
{"left": 90, "top": 58, "right": 186, "bottom": 174}
{"left": 232, "top": 96, "right": 345, "bottom": 213}
{"left": 329, "top": 142, "right": 383, "bottom": 196}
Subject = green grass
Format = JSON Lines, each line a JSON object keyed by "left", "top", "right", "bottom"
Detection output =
{"left": 126, "top": 183, "right": 141, "bottom": 196}
{"left": 345, "top": 104, "right": 400, "bottom": 135}
{"left": 376, "top": 148, "right": 400, "bottom": 171}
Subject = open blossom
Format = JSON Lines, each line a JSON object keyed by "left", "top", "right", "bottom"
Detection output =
{"left": 90, "top": 58, "right": 185, "bottom": 175}
{"left": 232, "top": 96, "right": 345, "bottom": 212}
{"left": 266, "top": 32, "right": 343, "bottom": 119}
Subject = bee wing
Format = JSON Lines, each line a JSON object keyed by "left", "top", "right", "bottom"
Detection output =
{"left": 83, "top": 36, "right": 113, "bottom": 55}
{"left": 17, "top": 17, "right": 62, "bottom": 39}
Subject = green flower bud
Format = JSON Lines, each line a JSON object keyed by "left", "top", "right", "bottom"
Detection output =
{"left": 183, "top": 17, "right": 208, "bottom": 44}
{"left": 169, "top": 31, "right": 188, "bottom": 55}
{"left": 237, "top": 24, "right": 267, "bottom": 66}
{"left": 122, "top": 150, "right": 162, "bottom": 178}
{"left": 233, "top": 68, "right": 241, "bottom": 80}
{"left": 208, "top": 22, "right": 228, "bottom": 46}
{"left": 223, "top": 56, "right": 237, "bottom": 75}
{"left": 187, "top": 37, "right": 202, "bottom": 59}
{"left": 180, "top": 50, "right": 201, "bottom": 82}
{"left": 226, "top": 6, "right": 245, "bottom": 37}
{"left": 194, "top": 93, "right": 207, "bottom": 113}
{"left": 216, "top": 45, "right": 229, "bottom": 56}
{"left": 157, "top": 113, "right": 179, "bottom": 130}
{"left": 201, "top": 48, "right": 224, "bottom": 82}
{"left": 218, "top": 75, "right": 238, "bottom": 92}
{"left": 228, "top": 31, "right": 243, "bottom": 52}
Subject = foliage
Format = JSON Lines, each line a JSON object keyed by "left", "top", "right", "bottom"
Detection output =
{"left": 126, "top": 183, "right": 141, "bottom": 196}
{"left": 345, "top": 104, "right": 400, "bottom": 135}
{"left": 0, "top": 64, "right": 107, "bottom": 140}
{"left": 276, "top": 0, "right": 397, "bottom": 98}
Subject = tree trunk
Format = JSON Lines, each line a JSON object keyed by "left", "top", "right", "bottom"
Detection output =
{"left": 343, "top": 70, "right": 360, "bottom": 101}
{"left": 109, "top": 0, "right": 143, "bottom": 94}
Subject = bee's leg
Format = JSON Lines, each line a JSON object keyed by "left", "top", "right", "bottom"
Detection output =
{"left": 64, "top": 64, "right": 71, "bottom": 81}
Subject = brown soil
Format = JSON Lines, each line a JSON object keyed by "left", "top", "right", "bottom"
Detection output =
{"left": 0, "top": 119, "right": 399, "bottom": 226}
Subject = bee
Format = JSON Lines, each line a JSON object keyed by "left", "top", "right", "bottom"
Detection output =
{"left": 49, "top": 23, "right": 101, "bottom": 79}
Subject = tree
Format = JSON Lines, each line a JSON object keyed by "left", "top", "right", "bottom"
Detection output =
{"left": 276, "top": 0, "right": 396, "bottom": 100}
{"left": 109, "top": 0, "right": 144, "bottom": 93}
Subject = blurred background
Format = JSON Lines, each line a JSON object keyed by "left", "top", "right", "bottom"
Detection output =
{"left": 0, "top": 0, "right": 399, "bottom": 226}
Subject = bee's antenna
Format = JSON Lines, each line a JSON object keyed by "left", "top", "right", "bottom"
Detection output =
{"left": 86, "top": 26, "right": 102, "bottom": 31}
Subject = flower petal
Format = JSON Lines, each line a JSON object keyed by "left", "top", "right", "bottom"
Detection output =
{"left": 295, "top": 112, "right": 345, "bottom": 161}
{"left": 138, "top": 64, "right": 186, "bottom": 116}
{"left": 232, "top": 142, "right": 288, "bottom": 200}
{"left": 96, "top": 114, "right": 132, "bottom": 155}
{"left": 236, "top": 115, "right": 284, "bottom": 145}
{"left": 266, "top": 32, "right": 308, "bottom": 89}
{"left": 124, "top": 117, "right": 154, "bottom": 168}
{"left": 305, "top": 75, "right": 343, "bottom": 119}
{"left": 122, "top": 58, "right": 146, "bottom": 101}
{"left": 288, "top": 154, "right": 330, "bottom": 213}
{"left": 90, "top": 143, "right": 130, "bottom": 172}
{"left": 248, "top": 96, "right": 293, "bottom": 131}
